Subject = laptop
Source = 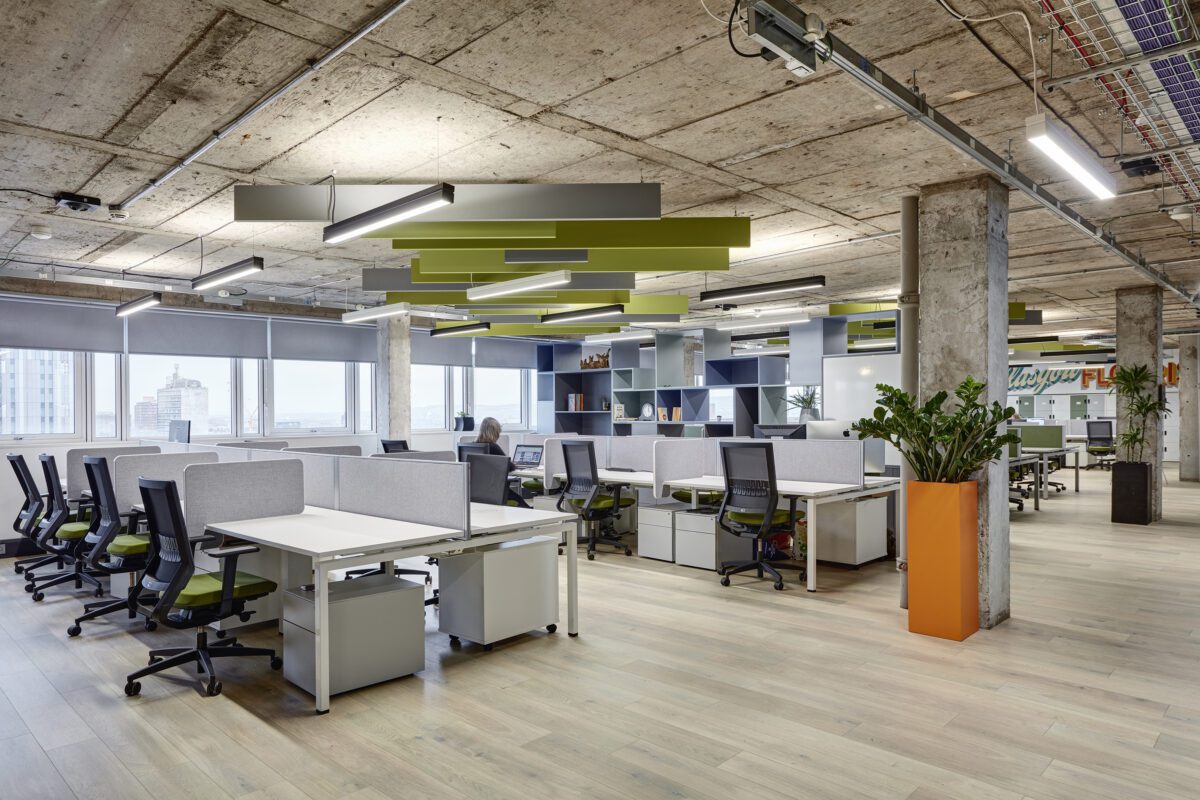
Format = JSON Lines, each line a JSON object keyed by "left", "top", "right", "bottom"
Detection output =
{"left": 512, "top": 444, "right": 544, "bottom": 468}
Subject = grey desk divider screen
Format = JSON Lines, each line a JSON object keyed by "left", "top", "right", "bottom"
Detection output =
{"left": 183, "top": 460, "right": 305, "bottom": 547}
{"left": 370, "top": 451, "right": 457, "bottom": 462}
{"left": 769, "top": 439, "right": 864, "bottom": 485}
{"left": 64, "top": 445, "right": 161, "bottom": 500}
{"left": 283, "top": 445, "right": 363, "bottom": 457}
{"left": 652, "top": 439, "right": 707, "bottom": 498}
{"left": 337, "top": 456, "right": 470, "bottom": 535}
{"left": 459, "top": 433, "right": 509, "bottom": 453}
{"left": 218, "top": 440, "right": 289, "bottom": 450}
{"left": 608, "top": 435, "right": 663, "bottom": 472}
{"left": 111, "top": 452, "right": 219, "bottom": 514}
{"left": 248, "top": 449, "right": 338, "bottom": 509}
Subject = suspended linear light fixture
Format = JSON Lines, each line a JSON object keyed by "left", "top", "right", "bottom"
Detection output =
{"left": 541, "top": 304, "right": 624, "bottom": 324}
{"left": 1026, "top": 114, "right": 1116, "bottom": 200}
{"left": 191, "top": 256, "right": 265, "bottom": 292}
{"left": 429, "top": 321, "right": 491, "bottom": 338}
{"left": 715, "top": 312, "right": 809, "bottom": 331}
{"left": 323, "top": 183, "right": 455, "bottom": 244}
{"left": 849, "top": 339, "right": 896, "bottom": 350}
{"left": 341, "top": 302, "right": 411, "bottom": 324}
{"left": 115, "top": 293, "right": 162, "bottom": 317}
{"left": 699, "top": 275, "right": 826, "bottom": 304}
{"left": 584, "top": 329, "right": 655, "bottom": 343}
{"left": 465, "top": 269, "right": 572, "bottom": 301}
{"left": 504, "top": 249, "right": 588, "bottom": 264}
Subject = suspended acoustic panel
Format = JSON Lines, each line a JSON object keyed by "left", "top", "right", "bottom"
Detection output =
{"left": 363, "top": 267, "right": 635, "bottom": 292}
{"left": 386, "top": 290, "right": 631, "bottom": 305}
{"left": 381, "top": 218, "right": 750, "bottom": 247}
{"left": 410, "top": 247, "right": 730, "bottom": 274}
{"left": 431, "top": 322, "right": 622, "bottom": 337}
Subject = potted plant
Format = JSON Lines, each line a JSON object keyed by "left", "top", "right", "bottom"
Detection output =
{"left": 1109, "top": 363, "right": 1169, "bottom": 525}
{"left": 787, "top": 386, "right": 821, "bottom": 422}
{"left": 853, "top": 377, "right": 1018, "bottom": 641}
{"left": 454, "top": 411, "right": 475, "bottom": 432}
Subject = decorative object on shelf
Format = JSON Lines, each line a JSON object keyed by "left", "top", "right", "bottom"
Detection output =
{"left": 1109, "top": 363, "right": 1170, "bottom": 525}
{"left": 671, "top": 407, "right": 682, "bottom": 422}
{"left": 566, "top": 393, "right": 585, "bottom": 412}
{"left": 853, "top": 377, "right": 1017, "bottom": 642}
{"left": 641, "top": 402, "right": 655, "bottom": 420}
{"left": 657, "top": 407, "right": 668, "bottom": 421}
{"left": 601, "top": 397, "right": 610, "bottom": 411}
{"left": 580, "top": 350, "right": 611, "bottom": 370}
{"left": 787, "top": 386, "right": 822, "bottom": 422}
{"left": 613, "top": 402, "right": 624, "bottom": 419}
{"left": 454, "top": 412, "right": 475, "bottom": 432}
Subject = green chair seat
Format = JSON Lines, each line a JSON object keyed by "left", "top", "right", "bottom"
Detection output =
{"left": 671, "top": 489, "right": 722, "bottom": 505}
{"left": 505, "top": 499, "right": 520, "bottom": 507}
{"left": 618, "top": 496, "right": 636, "bottom": 508}
{"left": 174, "top": 571, "right": 277, "bottom": 608}
{"left": 570, "top": 496, "right": 615, "bottom": 510}
{"left": 107, "top": 534, "right": 150, "bottom": 556}
{"left": 522, "top": 480, "right": 544, "bottom": 492}
{"left": 56, "top": 521, "right": 90, "bottom": 540}
{"left": 727, "top": 509, "right": 793, "bottom": 527}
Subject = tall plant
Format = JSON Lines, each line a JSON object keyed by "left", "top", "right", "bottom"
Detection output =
{"left": 852, "top": 377, "right": 1019, "bottom": 483}
{"left": 1110, "top": 363, "right": 1170, "bottom": 463}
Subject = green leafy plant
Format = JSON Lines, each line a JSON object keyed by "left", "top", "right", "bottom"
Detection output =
{"left": 1110, "top": 363, "right": 1170, "bottom": 463}
{"left": 852, "top": 377, "right": 1019, "bottom": 483}
{"left": 787, "top": 387, "right": 819, "bottom": 411}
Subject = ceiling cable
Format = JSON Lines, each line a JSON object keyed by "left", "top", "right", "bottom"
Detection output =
{"left": 936, "top": 0, "right": 1041, "bottom": 112}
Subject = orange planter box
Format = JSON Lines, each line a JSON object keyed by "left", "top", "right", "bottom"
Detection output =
{"left": 906, "top": 480, "right": 979, "bottom": 641}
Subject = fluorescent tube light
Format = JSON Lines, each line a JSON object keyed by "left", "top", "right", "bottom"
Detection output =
{"left": 715, "top": 313, "right": 810, "bottom": 331}
{"left": 700, "top": 275, "right": 825, "bottom": 304}
{"left": 504, "top": 249, "right": 588, "bottom": 264}
{"left": 1026, "top": 114, "right": 1115, "bottom": 200}
{"left": 191, "top": 256, "right": 265, "bottom": 292}
{"left": 541, "top": 304, "right": 624, "bottom": 324}
{"left": 341, "top": 302, "right": 411, "bottom": 324}
{"left": 465, "top": 269, "right": 572, "bottom": 301}
{"left": 323, "top": 183, "right": 454, "bottom": 244}
{"left": 115, "top": 293, "right": 161, "bottom": 317}
{"left": 850, "top": 339, "right": 896, "bottom": 350}
{"left": 430, "top": 322, "right": 490, "bottom": 337}
{"left": 584, "top": 330, "right": 655, "bottom": 343}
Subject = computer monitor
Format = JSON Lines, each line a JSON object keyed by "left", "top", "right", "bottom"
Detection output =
{"left": 167, "top": 419, "right": 191, "bottom": 444}
{"left": 512, "top": 444, "right": 544, "bottom": 468}
{"left": 752, "top": 424, "right": 805, "bottom": 439}
{"left": 457, "top": 442, "right": 490, "bottom": 462}
{"left": 380, "top": 439, "right": 409, "bottom": 453}
{"left": 803, "top": 420, "right": 854, "bottom": 440}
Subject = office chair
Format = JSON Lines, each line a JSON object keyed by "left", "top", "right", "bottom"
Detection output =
{"left": 466, "top": 453, "right": 511, "bottom": 506}
{"left": 24, "top": 455, "right": 102, "bottom": 602}
{"left": 1084, "top": 420, "right": 1117, "bottom": 470}
{"left": 715, "top": 441, "right": 804, "bottom": 591}
{"left": 380, "top": 439, "right": 409, "bottom": 453}
{"left": 123, "top": 478, "right": 280, "bottom": 698}
{"left": 8, "top": 453, "right": 60, "bottom": 577}
{"left": 556, "top": 440, "right": 631, "bottom": 560}
{"left": 670, "top": 488, "right": 723, "bottom": 508}
{"left": 67, "top": 457, "right": 159, "bottom": 637}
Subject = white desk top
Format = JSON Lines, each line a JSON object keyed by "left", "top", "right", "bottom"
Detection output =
{"left": 514, "top": 466, "right": 655, "bottom": 487}
{"left": 1023, "top": 445, "right": 1079, "bottom": 455}
{"left": 205, "top": 505, "right": 465, "bottom": 559}
{"left": 667, "top": 474, "right": 900, "bottom": 499}
{"left": 468, "top": 502, "right": 575, "bottom": 535}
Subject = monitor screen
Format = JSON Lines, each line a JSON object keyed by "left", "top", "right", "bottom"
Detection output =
{"left": 167, "top": 419, "right": 191, "bottom": 444}
{"left": 512, "top": 444, "right": 543, "bottom": 467}
{"left": 752, "top": 424, "right": 805, "bottom": 439}
{"left": 457, "top": 442, "right": 490, "bottom": 462}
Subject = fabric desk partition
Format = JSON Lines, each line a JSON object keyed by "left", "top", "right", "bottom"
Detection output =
{"left": 770, "top": 439, "right": 865, "bottom": 485}
{"left": 652, "top": 438, "right": 707, "bottom": 498}
{"left": 458, "top": 433, "right": 509, "bottom": 454}
{"left": 370, "top": 451, "right": 456, "bottom": 462}
{"left": 1018, "top": 424, "right": 1065, "bottom": 449}
{"left": 182, "top": 460, "right": 305, "bottom": 548}
{"left": 111, "top": 452, "right": 218, "bottom": 513}
{"left": 283, "top": 445, "right": 363, "bottom": 457}
{"left": 512, "top": 433, "right": 576, "bottom": 448}
{"left": 337, "top": 456, "right": 470, "bottom": 533}
{"left": 64, "top": 445, "right": 160, "bottom": 500}
{"left": 218, "top": 440, "right": 289, "bottom": 450}
{"left": 608, "top": 435, "right": 663, "bottom": 472}
{"left": 249, "top": 449, "right": 338, "bottom": 509}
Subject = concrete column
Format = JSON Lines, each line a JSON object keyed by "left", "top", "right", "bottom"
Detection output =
{"left": 1180, "top": 334, "right": 1200, "bottom": 482}
{"left": 897, "top": 194, "right": 919, "bottom": 610}
{"left": 918, "top": 175, "right": 1010, "bottom": 629}
{"left": 1116, "top": 286, "right": 1164, "bottom": 519}
{"left": 374, "top": 316, "right": 412, "bottom": 441}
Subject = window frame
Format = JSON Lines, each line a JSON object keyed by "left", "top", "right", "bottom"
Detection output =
{"left": 0, "top": 347, "right": 86, "bottom": 443}
{"left": 124, "top": 353, "right": 239, "bottom": 441}
{"left": 264, "top": 359, "right": 355, "bottom": 436}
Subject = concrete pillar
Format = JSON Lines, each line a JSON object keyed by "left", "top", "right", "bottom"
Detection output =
{"left": 918, "top": 175, "right": 1010, "bottom": 629}
{"left": 1116, "top": 286, "right": 1164, "bottom": 519}
{"left": 374, "top": 316, "right": 412, "bottom": 441}
{"left": 897, "top": 194, "right": 919, "bottom": 610}
{"left": 1180, "top": 334, "right": 1200, "bottom": 482}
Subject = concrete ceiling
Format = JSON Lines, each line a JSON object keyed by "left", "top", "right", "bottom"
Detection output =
{"left": 1, "top": 0, "right": 1197, "bottom": 338}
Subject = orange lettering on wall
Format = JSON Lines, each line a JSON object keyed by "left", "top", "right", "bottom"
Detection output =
{"left": 1164, "top": 362, "right": 1179, "bottom": 386}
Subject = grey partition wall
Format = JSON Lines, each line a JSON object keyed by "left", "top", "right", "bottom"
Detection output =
{"left": 249, "top": 449, "right": 338, "bottom": 509}
{"left": 337, "top": 456, "right": 469, "bottom": 533}
{"left": 64, "top": 445, "right": 161, "bottom": 499}
{"left": 218, "top": 440, "right": 289, "bottom": 450}
{"left": 458, "top": 433, "right": 510, "bottom": 453}
{"left": 608, "top": 435, "right": 663, "bottom": 471}
{"left": 111, "top": 452, "right": 219, "bottom": 513}
{"left": 284, "top": 445, "right": 363, "bottom": 457}
{"left": 182, "top": 460, "right": 305, "bottom": 545}
{"left": 370, "top": 451, "right": 456, "bottom": 462}
{"left": 768, "top": 440, "right": 865, "bottom": 485}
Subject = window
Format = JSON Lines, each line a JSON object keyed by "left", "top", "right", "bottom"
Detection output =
{"left": 93, "top": 352, "right": 118, "bottom": 438}
{"left": 270, "top": 360, "right": 348, "bottom": 432}
{"left": 411, "top": 364, "right": 448, "bottom": 430}
{"left": 474, "top": 368, "right": 524, "bottom": 427}
{"left": 0, "top": 348, "right": 77, "bottom": 437}
{"left": 128, "top": 354, "right": 234, "bottom": 438}
{"left": 452, "top": 365, "right": 468, "bottom": 419}
{"left": 528, "top": 370, "right": 539, "bottom": 432}
{"left": 240, "top": 359, "right": 260, "bottom": 435}
{"left": 356, "top": 362, "right": 374, "bottom": 432}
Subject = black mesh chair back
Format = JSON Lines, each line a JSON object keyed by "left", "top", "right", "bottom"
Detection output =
{"left": 36, "top": 455, "right": 71, "bottom": 545}
{"left": 137, "top": 478, "right": 193, "bottom": 616}
{"left": 467, "top": 453, "right": 510, "bottom": 505}
{"left": 718, "top": 441, "right": 779, "bottom": 530}
{"left": 457, "top": 442, "right": 490, "bottom": 462}
{"left": 1086, "top": 420, "right": 1113, "bottom": 445}
{"left": 561, "top": 440, "right": 599, "bottom": 502}
{"left": 8, "top": 454, "right": 44, "bottom": 538}
{"left": 83, "top": 457, "right": 126, "bottom": 568}
{"left": 381, "top": 439, "right": 409, "bottom": 453}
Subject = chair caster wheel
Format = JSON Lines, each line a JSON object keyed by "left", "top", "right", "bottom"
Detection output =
{"left": 94, "top": 588, "right": 105, "bottom": 598}
{"left": 774, "top": 581, "right": 784, "bottom": 591}
{"left": 624, "top": 548, "right": 632, "bottom": 556}
{"left": 587, "top": 553, "right": 595, "bottom": 561}
{"left": 32, "top": 591, "right": 44, "bottom": 602}
{"left": 448, "top": 635, "right": 459, "bottom": 643}
{"left": 270, "top": 657, "right": 283, "bottom": 671}
{"left": 483, "top": 644, "right": 494, "bottom": 652}
{"left": 24, "top": 583, "right": 34, "bottom": 593}
{"left": 124, "top": 681, "right": 141, "bottom": 697}
{"left": 144, "top": 620, "right": 157, "bottom": 632}
{"left": 14, "top": 565, "right": 24, "bottom": 574}
{"left": 546, "top": 624, "right": 557, "bottom": 634}
{"left": 205, "top": 680, "right": 222, "bottom": 697}
{"left": 720, "top": 576, "right": 731, "bottom": 587}
{"left": 67, "top": 624, "right": 81, "bottom": 637}
{"left": 215, "top": 630, "right": 227, "bottom": 639}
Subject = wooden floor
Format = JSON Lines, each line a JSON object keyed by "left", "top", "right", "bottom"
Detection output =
{"left": 3, "top": 470, "right": 1200, "bottom": 800}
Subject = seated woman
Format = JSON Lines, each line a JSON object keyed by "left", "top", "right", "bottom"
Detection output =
{"left": 475, "top": 416, "right": 530, "bottom": 508}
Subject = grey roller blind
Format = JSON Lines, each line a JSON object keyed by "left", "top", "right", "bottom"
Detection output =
{"left": 0, "top": 296, "right": 124, "bottom": 353}
{"left": 270, "top": 319, "right": 376, "bottom": 362}
{"left": 474, "top": 338, "right": 537, "bottom": 369}
{"left": 128, "top": 309, "right": 269, "bottom": 358}
{"left": 410, "top": 330, "right": 472, "bottom": 366}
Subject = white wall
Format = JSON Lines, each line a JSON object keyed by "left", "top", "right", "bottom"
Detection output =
{"left": 822, "top": 353, "right": 902, "bottom": 465}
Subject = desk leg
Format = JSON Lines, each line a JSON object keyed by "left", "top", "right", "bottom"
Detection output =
{"left": 1074, "top": 450, "right": 1081, "bottom": 492}
{"left": 690, "top": 489, "right": 699, "bottom": 510}
{"left": 1033, "top": 461, "right": 1041, "bottom": 511}
{"left": 567, "top": 520, "right": 580, "bottom": 636}
{"left": 806, "top": 499, "right": 817, "bottom": 592}
{"left": 278, "top": 550, "right": 288, "bottom": 634}
{"left": 313, "top": 559, "right": 331, "bottom": 714}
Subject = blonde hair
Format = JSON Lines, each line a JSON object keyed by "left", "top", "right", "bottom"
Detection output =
{"left": 477, "top": 416, "right": 502, "bottom": 444}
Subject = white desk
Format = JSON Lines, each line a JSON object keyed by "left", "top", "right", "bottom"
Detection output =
{"left": 1022, "top": 445, "right": 1081, "bottom": 498}
{"left": 665, "top": 475, "right": 901, "bottom": 592}
{"left": 515, "top": 467, "right": 656, "bottom": 491}
{"left": 206, "top": 504, "right": 580, "bottom": 714}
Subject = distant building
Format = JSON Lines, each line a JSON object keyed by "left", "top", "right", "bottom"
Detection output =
{"left": 155, "top": 364, "right": 209, "bottom": 435}
{"left": 133, "top": 397, "right": 158, "bottom": 435}
{"left": 0, "top": 349, "right": 75, "bottom": 435}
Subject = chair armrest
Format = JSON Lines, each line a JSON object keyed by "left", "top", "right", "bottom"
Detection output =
{"left": 209, "top": 544, "right": 260, "bottom": 559}
{"left": 212, "top": 544, "right": 260, "bottom": 616}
